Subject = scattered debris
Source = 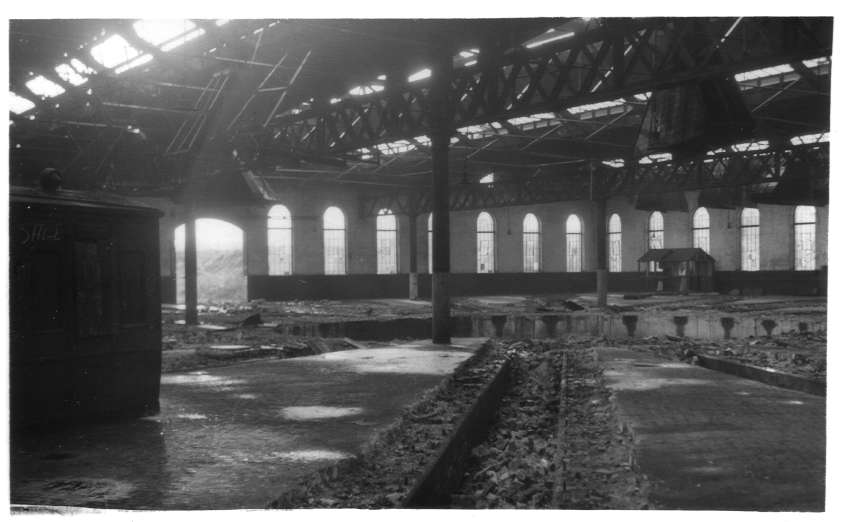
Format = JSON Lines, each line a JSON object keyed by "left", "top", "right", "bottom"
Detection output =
{"left": 622, "top": 331, "right": 826, "bottom": 382}
{"left": 270, "top": 342, "right": 507, "bottom": 508}
{"left": 239, "top": 313, "right": 263, "bottom": 328}
{"left": 455, "top": 339, "right": 650, "bottom": 509}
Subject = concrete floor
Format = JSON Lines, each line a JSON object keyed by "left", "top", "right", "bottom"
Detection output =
{"left": 598, "top": 347, "right": 826, "bottom": 511}
{"left": 10, "top": 339, "right": 485, "bottom": 510}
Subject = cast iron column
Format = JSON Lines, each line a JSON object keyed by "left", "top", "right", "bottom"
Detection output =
{"left": 592, "top": 162, "right": 608, "bottom": 307}
{"left": 184, "top": 212, "right": 199, "bottom": 325}
{"left": 408, "top": 213, "right": 419, "bottom": 300}
{"left": 429, "top": 44, "right": 453, "bottom": 344}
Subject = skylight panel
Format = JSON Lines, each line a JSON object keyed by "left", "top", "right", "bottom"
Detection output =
{"left": 506, "top": 112, "right": 556, "bottom": 126}
{"left": 638, "top": 152, "right": 672, "bottom": 164}
{"left": 349, "top": 84, "right": 384, "bottom": 96}
{"left": 134, "top": 20, "right": 197, "bottom": 46}
{"left": 412, "top": 135, "right": 431, "bottom": 147}
{"left": 802, "top": 56, "right": 829, "bottom": 69}
{"left": 525, "top": 30, "right": 575, "bottom": 49}
{"left": 735, "top": 63, "right": 794, "bottom": 82}
{"left": 408, "top": 68, "right": 431, "bottom": 83}
{"left": 10, "top": 92, "right": 36, "bottom": 114}
{"left": 70, "top": 58, "right": 96, "bottom": 75}
{"left": 730, "top": 140, "right": 769, "bottom": 152}
{"left": 376, "top": 139, "right": 417, "bottom": 155}
{"left": 55, "top": 63, "right": 88, "bottom": 86}
{"left": 114, "top": 53, "right": 154, "bottom": 74}
{"left": 90, "top": 34, "right": 142, "bottom": 68}
{"left": 25, "top": 76, "right": 65, "bottom": 98}
{"left": 790, "top": 132, "right": 829, "bottom": 146}
{"left": 567, "top": 99, "right": 626, "bottom": 114}
{"left": 161, "top": 28, "right": 205, "bottom": 52}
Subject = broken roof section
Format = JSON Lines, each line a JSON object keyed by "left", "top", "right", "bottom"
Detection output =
{"left": 133, "top": 19, "right": 205, "bottom": 52}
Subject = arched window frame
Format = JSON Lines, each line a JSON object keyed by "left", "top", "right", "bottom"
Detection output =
{"left": 794, "top": 205, "right": 817, "bottom": 271}
{"left": 427, "top": 212, "right": 433, "bottom": 274}
{"left": 376, "top": 208, "right": 398, "bottom": 274}
{"left": 476, "top": 211, "right": 496, "bottom": 273}
{"left": 692, "top": 207, "right": 710, "bottom": 254}
{"left": 741, "top": 207, "right": 760, "bottom": 271}
{"left": 608, "top": 213, "right": 622, "bottom": 272}
{"left": 323, "top": 206, "right": 347, "bottom": 275}
{"left": 648, "top": 211, "right": 664, "bottom": 272}
{"left": 267, "top": 204, "right": 293, "bottom": 275}
{"left": 565, "top": 214, "right": 583, "bottom": 272}
{"left": 522, "top": 213, "right": 541, "bottom": 273}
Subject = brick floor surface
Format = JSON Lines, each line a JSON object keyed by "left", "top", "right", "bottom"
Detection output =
{"left": 597, "top": 347, "right": 825, "bottom": 511}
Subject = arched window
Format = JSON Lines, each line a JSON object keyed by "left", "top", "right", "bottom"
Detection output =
{"left": 565, "top": 214, "right": 583, "bottom": 272}
{"left": 522, "top": 213, "right": 540, "bottom": 273}
{"left": 692, "top": 207, "right": 710, "bottom": 253}
{"left": 376, "top": 208, "right": 398, "bottom": 274}
{"left": 648, "top": 211, "right": 664, "bottom": 272}
{"left": 267, "top": 204, "right": 293, "bottom": 275}
{"left": 427, "top": 213, "right": 433, "bottom": 274}
{"left": 648, "top": 211, "right": 664, "bottom": 249}
{"left": 323, "top": 206, "right": 346, "bottom": 275}
{"left": 741, "top": 208, "right": 760, "bottom": 271}
{"left": 476, "top": 211, "right": 495, "bottom": 273}
{"left": 608, "top": 213, "right": 622, "bottom": 272}
{"left": 794, "top": 205, "right": 817, "bottom": 271}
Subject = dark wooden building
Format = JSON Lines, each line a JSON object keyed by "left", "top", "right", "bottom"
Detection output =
{"left": 9, "top": 186, "right": 162, "bottom": 429}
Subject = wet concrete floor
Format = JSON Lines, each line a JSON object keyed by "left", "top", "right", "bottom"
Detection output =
{"left": 11, "top": 338, "right": 485, "bottom": 510}
{"left": 597, "top": 347, "right": 826, "bottom": 511}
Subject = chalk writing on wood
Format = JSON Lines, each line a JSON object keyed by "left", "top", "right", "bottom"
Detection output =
{"left": 20, "top": 223, "right": 62, "bottom": 245}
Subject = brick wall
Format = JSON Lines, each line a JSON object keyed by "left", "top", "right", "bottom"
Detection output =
{"left": 149, "top": 186, "right": 828, "bottom": 300}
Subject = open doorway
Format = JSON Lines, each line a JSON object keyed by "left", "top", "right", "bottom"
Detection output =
{"left": 174, "top": 218, "right": 247, "bottom": 304}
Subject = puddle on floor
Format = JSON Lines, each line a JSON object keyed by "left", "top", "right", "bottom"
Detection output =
{"left": 14, "top": 478, "right": 136, "bottom": 506}
{"left": 176, "top": 413, "right": 208, "bottom": 420}
{"left": 269, "top": 449, "right": 352, "bottom": 462}
{"left": 161, "top": 373, "right": 246, "bottom": 387}
{"left": 279, "top": 406, "right": 364, "bottom": 420}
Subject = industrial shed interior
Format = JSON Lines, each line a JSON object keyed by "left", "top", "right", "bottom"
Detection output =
{"left": 7, "top": 16, "right": 832, "bottom": 511}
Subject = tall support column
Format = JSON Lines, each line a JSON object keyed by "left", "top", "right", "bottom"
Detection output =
{"left": 595, "top": 197, "right": 608, "bottom": 308}
{"left": 429, "top": 44, "right": 453, "bottom": 344}
{"left": 184, "top": 213, "right": 199, "bottom": 325}
{"left": 408, "top": 213, "right": 419, "bottom": 300}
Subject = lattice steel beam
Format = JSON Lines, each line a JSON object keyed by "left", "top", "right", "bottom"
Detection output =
{"left": 271, "top": 18, "right": 831, "bottom": 155}
{"left": 359, "top": 142, "right": 829, "bottom": 217}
